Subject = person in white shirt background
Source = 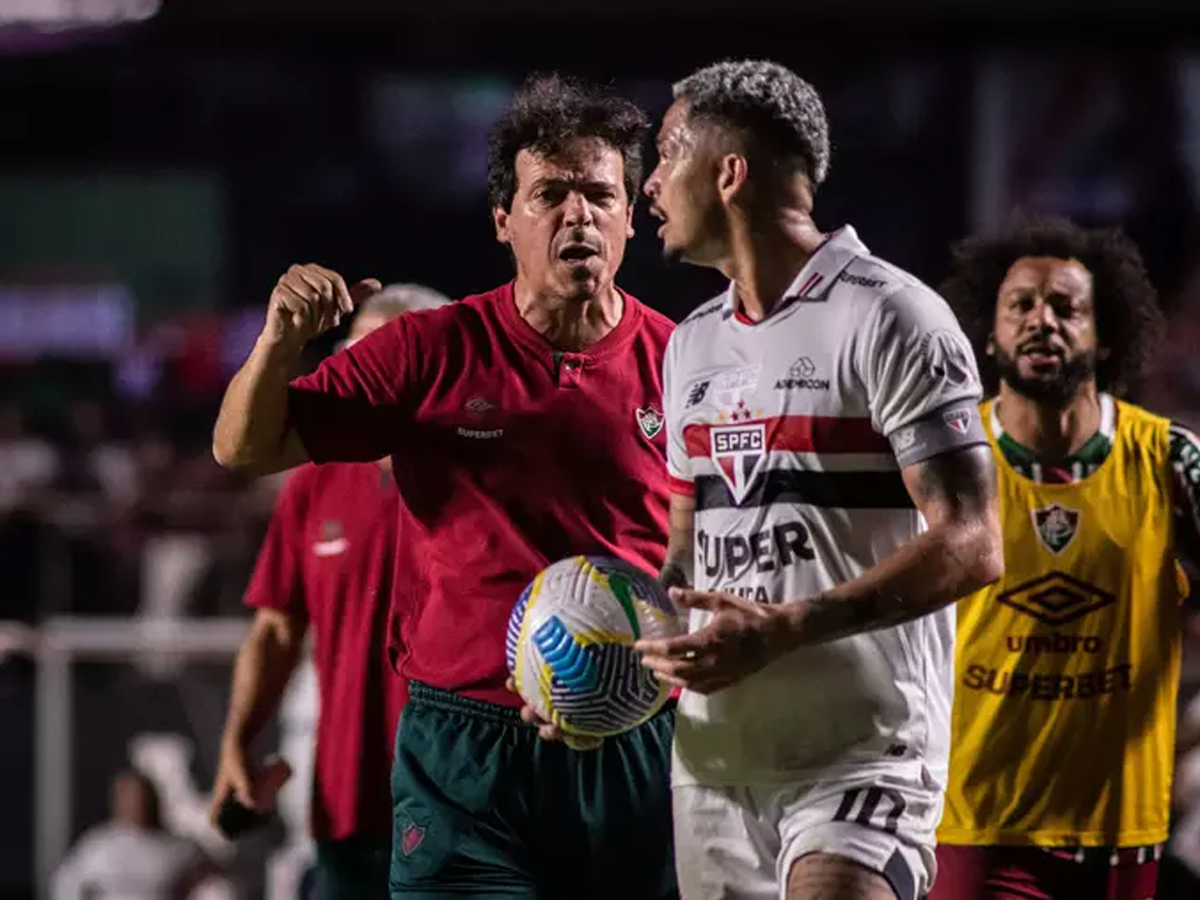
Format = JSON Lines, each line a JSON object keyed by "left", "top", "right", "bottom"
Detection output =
{"left": 52, "top": 767, "right": 222, "bottom": 900}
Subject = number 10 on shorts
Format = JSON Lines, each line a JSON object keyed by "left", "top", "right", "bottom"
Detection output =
{"left": 832, "top": 786, "right": 907, "bottom": 834}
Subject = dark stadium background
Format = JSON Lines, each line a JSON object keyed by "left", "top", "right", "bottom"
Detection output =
{"left": 3, "top": 1, "right": 1200, "bottom": 898}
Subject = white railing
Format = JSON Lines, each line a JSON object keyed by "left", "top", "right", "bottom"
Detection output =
{"left": 2, "top": 617, "right": 250, "bottom": 898}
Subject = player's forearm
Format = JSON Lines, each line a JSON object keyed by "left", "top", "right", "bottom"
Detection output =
{"left": 213, "top": 338, "right": 303, "bottom": 475}
{"left": 221, "top": 615, "right": 305, "bottom": 752}
{"left": 658, "top": 491, "right": 696, "bottom": 589}
{"left": 777, "top": 516, "right": 1002, "bottom": 648}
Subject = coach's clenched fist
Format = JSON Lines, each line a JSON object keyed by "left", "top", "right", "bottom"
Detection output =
{"left": 261, "top": 263, "right": 382, "bottom": 353}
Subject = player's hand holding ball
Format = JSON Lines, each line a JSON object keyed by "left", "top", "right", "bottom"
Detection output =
{"left": 507, "top": 677, "right": 604, "bottom": 751}
{"left": 261, "top": 263, "right": 382, "bottom": 356}
{"left": 636, "top": 587, "right": 791, "bottom": 694}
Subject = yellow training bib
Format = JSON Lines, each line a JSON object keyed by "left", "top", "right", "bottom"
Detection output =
{"left": 938, "top": 398, "right": 1186, "bottom": 848}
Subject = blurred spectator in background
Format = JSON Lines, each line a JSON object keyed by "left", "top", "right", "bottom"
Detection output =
{"left": 0, "top": 401, "right": 59, "bottom": 516}
{"left": 52, "top": 767, "right": 225, "bottom": 900}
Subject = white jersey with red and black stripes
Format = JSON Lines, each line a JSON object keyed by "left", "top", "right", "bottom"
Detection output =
{"left": 664, "top": 226, "right": 983, "bottom": 789}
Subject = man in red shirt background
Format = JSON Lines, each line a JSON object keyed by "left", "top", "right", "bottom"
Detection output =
{"left": 212, "top": 75, "right": 678, "bottom": 899}
{"left": 209, "top": 284, "right": 450, "bottom": 899}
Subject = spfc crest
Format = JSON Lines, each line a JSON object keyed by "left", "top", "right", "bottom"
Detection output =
{"left": 636, "top": 406, "right": 664, "bottom": 440}
{"left": 711, "top": 422, "right": 767, "bottom": 504}
{"left": 1032, "top": 503, "right": 1080, "bottom": 555}
{"left": 943, "top": 407, "right": 972, "bottom": 435}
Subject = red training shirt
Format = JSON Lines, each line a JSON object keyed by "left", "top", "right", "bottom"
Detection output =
{"left": 244, "top": 461, "right": 404, "bottom": 841}
{"left": 288, "top": 282, "right": 673, "bottom": 707}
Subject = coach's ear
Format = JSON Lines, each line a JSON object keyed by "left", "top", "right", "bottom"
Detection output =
{"left": 493, "top": 206, "right": 511, "bottom": 245}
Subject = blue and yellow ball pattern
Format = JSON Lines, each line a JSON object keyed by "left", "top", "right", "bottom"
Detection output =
{"left": 506, "top": 555, "right": 682, "bottom": 738}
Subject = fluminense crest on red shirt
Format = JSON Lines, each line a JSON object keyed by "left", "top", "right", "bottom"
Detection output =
{"left": 636, "top": 405, "right": 664, "bottom": 440}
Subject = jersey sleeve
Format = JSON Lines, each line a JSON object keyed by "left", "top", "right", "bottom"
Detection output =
{"left": 662, "top": 330, "right": 693, "bottom": 496}
{"left": 1170, "top": 421, "right": 1200, "bottom": 574}
{"left": 858, "top": 285, "right": 985, "bottom": 454}
{"left": 243, "top": 470, "right": 308, "bottom": 615}
{"left": 287, "top": 314, "right": 418, "bottom": 463}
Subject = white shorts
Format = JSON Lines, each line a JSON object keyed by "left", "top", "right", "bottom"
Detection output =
{"left": 672, "top": 775, "right": 938, "bottom": 900}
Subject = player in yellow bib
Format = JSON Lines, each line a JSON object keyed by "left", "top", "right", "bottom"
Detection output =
{"left": 930, "top": 214, "right": 1200, "bottom": 900}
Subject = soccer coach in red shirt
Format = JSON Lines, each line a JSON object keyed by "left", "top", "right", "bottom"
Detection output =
{"left": 212, "top": 75, "right": 678, "bottom": 900}
{"left": 209, "top": 284, "right": 450, "bottom": 900}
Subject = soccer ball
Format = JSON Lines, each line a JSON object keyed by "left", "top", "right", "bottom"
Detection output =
{"left": 506, "top": 555, "right": 682, "bottom": 740}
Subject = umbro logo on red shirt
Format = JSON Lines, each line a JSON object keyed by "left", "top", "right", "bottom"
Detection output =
{"left": 464, "top": 396, "right": 495, "bottom": 417}
{"left": 459, "top": 395, "right": 504, "bottom": 439}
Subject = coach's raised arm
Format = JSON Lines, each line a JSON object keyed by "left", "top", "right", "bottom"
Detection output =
{"left": 212, "top": 264, "right": 380, "bottom": 475}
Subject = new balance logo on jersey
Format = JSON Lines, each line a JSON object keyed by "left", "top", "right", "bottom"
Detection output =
{"left": 775, "top": 356, "right": 830, "bottom": 391}
{"left": 685, "top": 380, "right": 710, "bottom": 408}
{"left": 711, "top": 423, "right": 767, "bottom": 504}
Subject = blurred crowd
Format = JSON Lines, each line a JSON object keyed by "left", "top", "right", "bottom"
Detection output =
{"left": 0, "top": 336, "right": 289, "bottom": 625}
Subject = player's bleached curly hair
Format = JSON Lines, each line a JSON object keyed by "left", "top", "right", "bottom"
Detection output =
{"left": 940, "top": 212, "right": 1164, "bottom": 396}
{"left": 488, "top": 73, "right": 650, "bottom": 212}
{"left": 672, "top": 59, "right": 831, "bottom": 187}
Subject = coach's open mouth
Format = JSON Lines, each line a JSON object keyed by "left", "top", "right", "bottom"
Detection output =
{"left": 559, "top": 245, "right": 599, "bottom": 262}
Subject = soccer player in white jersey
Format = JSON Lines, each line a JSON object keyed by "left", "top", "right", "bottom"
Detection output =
{"left": 636, "top": 60, "right": 1005, "bottom": 900}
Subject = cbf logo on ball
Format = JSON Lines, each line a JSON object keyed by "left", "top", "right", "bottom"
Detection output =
{"left": 711, "top": 423, "right": 767, "bottom": 504}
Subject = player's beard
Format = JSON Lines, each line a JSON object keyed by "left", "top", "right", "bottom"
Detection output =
{"left": 993, "top": 344, "right": 1097, "bottom": 407}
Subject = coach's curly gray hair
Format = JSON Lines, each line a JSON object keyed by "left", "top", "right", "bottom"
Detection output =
{"left": 360, "top": 283, "right": 452, "bottom": 316}
{"left": 672, "top": 60, "right": 830, "bottom": 187}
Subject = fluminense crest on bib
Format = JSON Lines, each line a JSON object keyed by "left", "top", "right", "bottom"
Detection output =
{"left": 1032, "top": 502, "right": 1081, "bottom": 555}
